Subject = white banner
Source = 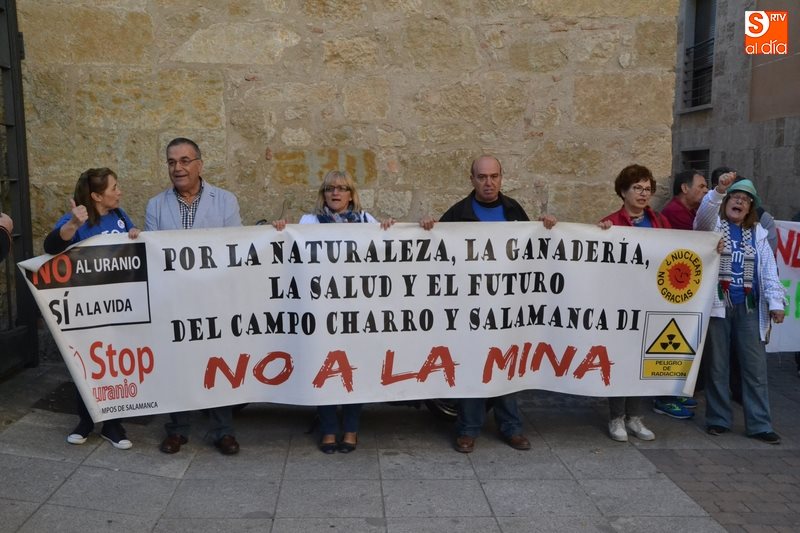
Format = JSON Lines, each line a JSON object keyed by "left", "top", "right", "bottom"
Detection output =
{"left": 20, "top": 222, "right": 720, "bottom": 422}
{"left": 767, "top": 220, "right": 800, "bottom": 352}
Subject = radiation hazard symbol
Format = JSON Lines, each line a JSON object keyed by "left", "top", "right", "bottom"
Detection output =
{"left": 646, "top": 318, "right": 696, "bottom": 355}
{"left": 640, "top": 312, "right": 702, "bottom": 380}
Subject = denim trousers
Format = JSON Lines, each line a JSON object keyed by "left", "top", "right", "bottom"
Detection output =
{"left": 456, "top": 394, "right": 522, "bottom": 438}
{"left": 318, "top": 404, "right": 363, "bottom": 435}
{"left": 608, "top": 396, "right": 647, "bottom": 420}
{"left": 705, "top": 303, "right": 773, "bottom": 435}
{"left": 165, "top": 406, "right": 235, "bottom": 441}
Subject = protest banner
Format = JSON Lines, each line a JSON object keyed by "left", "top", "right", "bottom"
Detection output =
{"left": 19, "top": 222, "right": 720, "bottom": 422}
{"left": 767, "top": 220, "right": 800, "bottom": 352}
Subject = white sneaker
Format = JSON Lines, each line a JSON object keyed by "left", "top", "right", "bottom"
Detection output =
{"left": 100, "top": 425, "right": 133, "bottom": 450}
{"left": 66, "top": 433, "right": 88, "bottom": 445}
{"left": 66, "top": 420, "right": 93, "bottom": 445}
{"left": 608, "top": 417, "right": 628, "bottom": 441}
{"left": 625, "top": 416, "right": 655, "bottom": 441}
{"left": 102, "top": 434, "right": 133, "bottom": 450}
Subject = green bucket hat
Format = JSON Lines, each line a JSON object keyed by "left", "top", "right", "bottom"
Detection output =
{"left": 727, "top": 179, "right": 761, "bottom": 209}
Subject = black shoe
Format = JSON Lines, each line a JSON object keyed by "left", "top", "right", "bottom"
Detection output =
{"left": 338, "top": 432, "right": 357, "bottom": 453}
{"left": 337, "top": 441, "right": 357, "bottom": 453}
{"left": 706, "top": 425, "right": 729, "bottom": 436}
{"left": 101, "top": 424, "right": 133, "bottom": 450}
{"left": 319, "top": 435, "right": 337, "bottom": 454}
{"left": 749, "top": 431, "right": 781, "bottom": 445}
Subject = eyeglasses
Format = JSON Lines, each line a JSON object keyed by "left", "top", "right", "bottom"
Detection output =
{"left": 728, "top": 193, "right": 752, "bottom": 204}
{"left": 167, "top": 157, "right": 201, "bottom": 169}
{"left": 324, "top": 185, "right": 351, "bottom": 193}
{"left": 630, "top": 185, "right": 652, "bottom": 195}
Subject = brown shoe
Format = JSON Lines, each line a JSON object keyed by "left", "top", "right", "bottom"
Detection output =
{"left": 214, "top": 434, "right": 240, "bottom": 455}
{"left": 455, "top": 435, "right": 475, "bottom": 453}
{"left": 160, "top": 434, "right": 188, "bottom": 454}
{"left": 504, "top": 434, "right": 531, "bottom": 451}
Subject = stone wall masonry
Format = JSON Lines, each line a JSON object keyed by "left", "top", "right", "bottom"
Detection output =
{"left": 671, "top": 0, "right": 800, "bottom": 220}
{"left": 19, "top": 0, "right": 678, "bottom": 243}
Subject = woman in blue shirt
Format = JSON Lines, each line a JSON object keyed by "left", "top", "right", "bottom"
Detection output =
{"left": 44, "top": 167, "right": 140, "bottom": 449}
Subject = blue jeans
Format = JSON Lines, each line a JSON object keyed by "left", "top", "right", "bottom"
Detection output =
{"left": 456, "top": 394, "right": 523, "bottom": 438}
{"left": 705, "top": 303, "right": 774, "bottom": 435}
{"left": 165, "top": 407, "right": 234, "bottom": 442}
{"left": 318, "top": 404, "right": 363, "bottom": 435}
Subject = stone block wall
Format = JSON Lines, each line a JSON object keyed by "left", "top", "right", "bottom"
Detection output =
{"left": 19, "top": 0, "right": 678, "bottom": 244}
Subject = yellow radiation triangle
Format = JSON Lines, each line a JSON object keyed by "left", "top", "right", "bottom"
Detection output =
{"left": 646, "top": 318, "right": 696, "bottom": 355}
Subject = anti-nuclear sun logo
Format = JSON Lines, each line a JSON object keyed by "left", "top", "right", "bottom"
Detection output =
{"left": 656, "top": 249, "right": 703, "bottom": 304}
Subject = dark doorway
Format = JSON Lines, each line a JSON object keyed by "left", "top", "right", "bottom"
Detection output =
{"left": 0, "top": 0, "right": 38, "bottom": 376}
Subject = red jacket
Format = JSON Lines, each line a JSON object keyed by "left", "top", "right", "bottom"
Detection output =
{"left": 660, "top": 197, "right": 695, "bottom": 230}
{"left": 600, "top": 205, "right": 672, "bottom": 228}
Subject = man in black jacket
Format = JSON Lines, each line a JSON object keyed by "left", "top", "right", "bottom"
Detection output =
{"left": 426, "top": 155, "right": 556, "bottom": 453}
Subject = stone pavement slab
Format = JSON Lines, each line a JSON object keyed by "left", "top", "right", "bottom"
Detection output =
{"left": 469, "top": 445, "right": 574, "bottom": 480}
{"left": 580, "top": 475, "right": 707, "bottom": 517}
{"left": 379, "top": 448, "right": 476, "bottom": 479}
{"left": 164, "top": 478, "right": 279, "bottom": 519}
{"left": 554, "top": 444, "right": 660, "bottom": 479}
{"left": 272, "top": 517, "right": 387, "bottom": 533}
{"left": 153, "top": 518, "right": 274, "bottom": 533}
{"left": 47, "top": 466, "right": 178, "bottom": 519}
{"left": 0, "top": 500, "right": 38, "bottom": 532}
{"left": 498, "top": 515, "right": 615, "bottom": 532}
{"left": 0, "top": 453, "right": 77, "bottom": 503}
{"left": 382, "top": 479, "right": 492, "bottom": 517}
{"left": 276, "top": 479, "right": 384, "bottom": 518}
{"left": 387, "top": 516, "right": 501, "bottom": 533}
{"left": 17, "top": 504, "right": 156, "bottom": 533}
{"left": 482, "top": 479, "right": 601, "bottom": 517}
{"left": 609, "top": 516, "right": 727, "bottom": 532}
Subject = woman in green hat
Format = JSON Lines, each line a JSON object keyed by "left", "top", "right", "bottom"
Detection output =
{"left": 693, "top": 172, "right": 786, "bottom": 444}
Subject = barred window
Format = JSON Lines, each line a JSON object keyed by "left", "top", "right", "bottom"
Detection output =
{"left": 681, "top": 0, "right": 716, "bottom": 109}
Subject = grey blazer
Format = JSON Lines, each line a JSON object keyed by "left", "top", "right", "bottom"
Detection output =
{"left": 145, "top": 181, "right": 242, "bottom": 230}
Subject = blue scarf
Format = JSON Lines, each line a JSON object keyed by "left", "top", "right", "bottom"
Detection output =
{"left": 316, "top": 205, "right": 367, "bottom": 224}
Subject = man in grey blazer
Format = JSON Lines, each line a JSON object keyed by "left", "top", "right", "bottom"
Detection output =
{"left": 145, "top": 137, "right": 242, "bottom": 455}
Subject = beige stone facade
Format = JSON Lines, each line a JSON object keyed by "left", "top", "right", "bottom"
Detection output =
{"left": 19, "top": 0, "right": 678, "bottom": 243}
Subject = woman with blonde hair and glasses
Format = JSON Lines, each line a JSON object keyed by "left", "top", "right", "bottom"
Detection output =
{"left": 273, "top": 169, "right": 394, "bottom": 453}
{"left": 299, "top": 170, "right": 378, "bottom": 224}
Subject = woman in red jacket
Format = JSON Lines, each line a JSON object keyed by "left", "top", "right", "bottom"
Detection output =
{"left": 599, "top": 164, "right": 671, "bottom": 442}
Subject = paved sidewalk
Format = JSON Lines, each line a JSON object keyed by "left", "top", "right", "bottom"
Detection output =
{"left": 0, "top": 354, "right": 798, "bottom": 533}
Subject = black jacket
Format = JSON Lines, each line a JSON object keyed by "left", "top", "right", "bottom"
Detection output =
{"left": 439, "top": 191, "right": 529, "bottom": 222}
{"left": 0, "top": 226, "right": 9, "bottom": 263}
